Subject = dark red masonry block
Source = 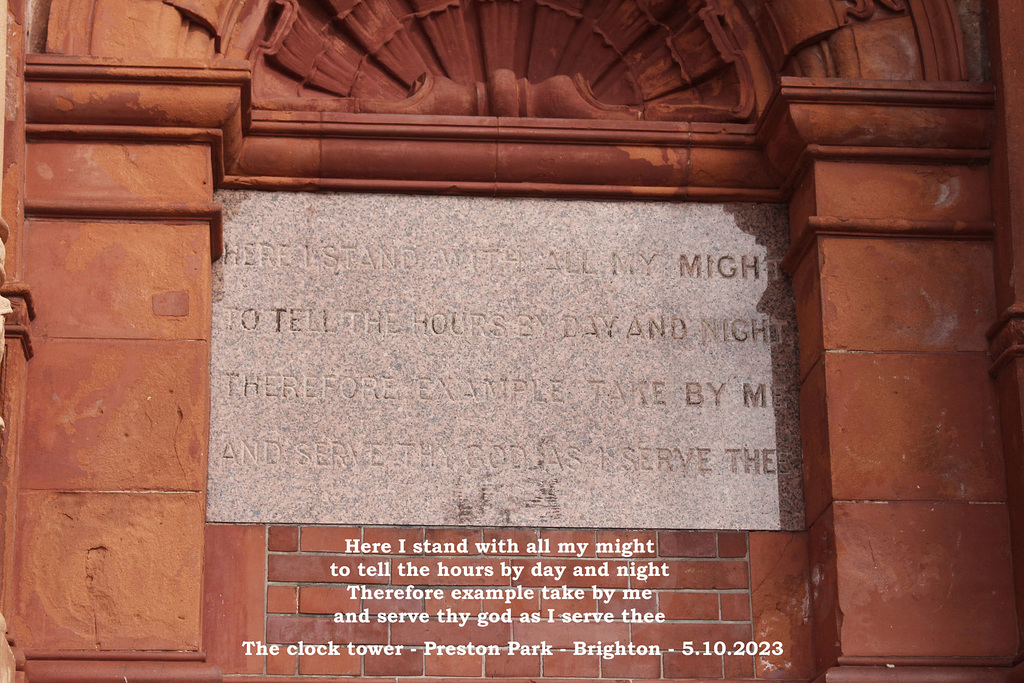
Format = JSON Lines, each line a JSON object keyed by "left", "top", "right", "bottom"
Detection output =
{"left": 364, "top": 648, "right": 425, "bottom": 676}
{"left": 268, "top": 526, "right": 298, "bottom": 552}
{"left": 658, "top": 592, "right": 720, "bottom": 620}
{"left": 268, "top": 555, "right": 389, "bottom": 584}
{"left": 266, "top": 615, "right": 389, "bottom": 645}
{"left": 425, "top": 652, "right": 484, "bottom": 676}
{"left": 484, "top": 651, "right": 542, "bottom": 677}
{"left": 301, "top": 526, "right": 361, "bottom": 552}
{"left": 658, "top": 531, "right": 716, "bottom": 557}
{"left": 299, "top": 585, "right": 359, "bottom": 614}
{"left": 296, "top": 651, "right": 360, "bottom": 676}
{"left": 426, "top": 528, "right": 484, "bottom": 548}
{"left": 717, "top": 532, "right": 748, "bottom": 558}
{"left": 544, "top": 650, "right": 602, "bottom": 677}
{"left": 662, "top": 650, "right": 726, "bottom": 678}
{"left": 364, "top": 526, "right": 425, "bottom": 551}
{"left": 599, "top": 651, "right": 662, "bottom": 679}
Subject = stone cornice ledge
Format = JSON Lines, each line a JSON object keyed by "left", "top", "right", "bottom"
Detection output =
{"left": 24, "top": 57, "right": 996, "bottom": 201}
{"left": 24, "top": 55, "right": 251, "bottom": 183}
{"left": 759, "top": 77, "right": 996, "bottom": 193}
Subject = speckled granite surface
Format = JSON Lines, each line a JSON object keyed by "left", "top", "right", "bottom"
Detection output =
{"left": 208, "top": 192, "right": 803, "bottom": 530}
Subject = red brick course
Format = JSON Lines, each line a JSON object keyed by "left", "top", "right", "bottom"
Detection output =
{"left": 219, "top": 525, "right": 757, "bottom": 679}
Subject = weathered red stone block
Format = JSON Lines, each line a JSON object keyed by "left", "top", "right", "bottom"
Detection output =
{"left": 296, "top": 651, "right": 360, "bottom": 676}
{"left": 834, "top": 501, "right": 1016, "bottom": 658}
{"left": 818, "top": 237, "right": 995, "bottom": 352}
{"left": 27, "top": 142, "right": 211, "bottom": 202}
{"left": 319, "top": 138, "right": 496, "bottom": 182}
{"left": 809, "top": 507, "right": 841, "bottom": 672}
{"left": 497, "top": 142, "right": 688, "bottom": 188}
{"left": 26, "top": 220, "right": 211, "bottom": 340}
{"left": 658, "top": 530, "right": 716, "bottom": 557}
{"left": 826, "top": 352, "right": 1005, "bottom": 502}
{"left": 790, "top": 242, "right": 825, "bottom": 377}
{"left": 812, "top": 162, "right": 991, "bottom": 225}
{"left": 204, "top": 524, "right": 265, "bottom": 674}
{"left": 23, "top": 339, "right": 207, "bottom": 491}
{"left": 300, "top": 525, "right": 360, "bottom": 552}
{"left": 11, "top": 491, "right": 203, "bottom": 651}
{"left": 365, "top": 647, "right": 424, "bottom": 676}
{"left": 749, "top": 532, "right": 815, "bottom": 680}
{"left": 717, "top": 532, "right": 747, "bottom": 558}
{"left": 299, "top": 585, "right": 359, "bottom": 614}
{"left": 688, "top": 146, "right": 780, "bottom": 190}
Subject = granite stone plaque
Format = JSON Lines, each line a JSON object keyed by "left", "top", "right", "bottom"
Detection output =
{"left": 208, "top": 192, "right": 802, "bottom": 529}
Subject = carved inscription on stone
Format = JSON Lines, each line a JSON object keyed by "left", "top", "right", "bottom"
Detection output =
{"left": 208, "top": 193, "right": 801, "bottom": 529}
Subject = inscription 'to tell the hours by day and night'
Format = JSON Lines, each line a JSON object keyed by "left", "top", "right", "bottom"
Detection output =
{"left": 207, "top": 195, "right": 800, "bottom": 530}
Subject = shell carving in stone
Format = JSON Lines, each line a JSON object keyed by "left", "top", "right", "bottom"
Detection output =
{"left": 251, "top": 0, "right": 756, "bottom": 121}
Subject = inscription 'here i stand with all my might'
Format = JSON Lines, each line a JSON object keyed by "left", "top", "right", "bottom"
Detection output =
{"left": 207, "top": 193, "right": 801, "bottom": 530}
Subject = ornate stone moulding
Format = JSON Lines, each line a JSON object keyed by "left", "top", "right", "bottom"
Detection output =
{"left": 249, "top": 0, "right": 757, "bottom": 122}
{"left": 28, "top": 0, "right": 984, "bottom": 197}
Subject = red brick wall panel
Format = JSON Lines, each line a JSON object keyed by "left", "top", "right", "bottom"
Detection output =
{"left": 209, "top": 524, "right": 761, "bottom": 680}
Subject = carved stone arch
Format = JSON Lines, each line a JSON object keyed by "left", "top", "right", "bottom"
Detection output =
{"left": 749, "top": 0, "right": 967, "bottom": 81}
{"left": 43, "top": 0, "right": 970, "bottom": 117}
{"left": 240, "top": 0, "right": 761, "bottom": 122}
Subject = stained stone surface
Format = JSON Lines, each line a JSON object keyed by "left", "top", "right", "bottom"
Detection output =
{"left": 208, "top": 192, "right": 802, "bottom": 530}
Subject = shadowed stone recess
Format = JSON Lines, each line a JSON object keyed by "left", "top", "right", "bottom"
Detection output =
{"left": 208, "top": 192, "right": 801, "bottom": 529}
